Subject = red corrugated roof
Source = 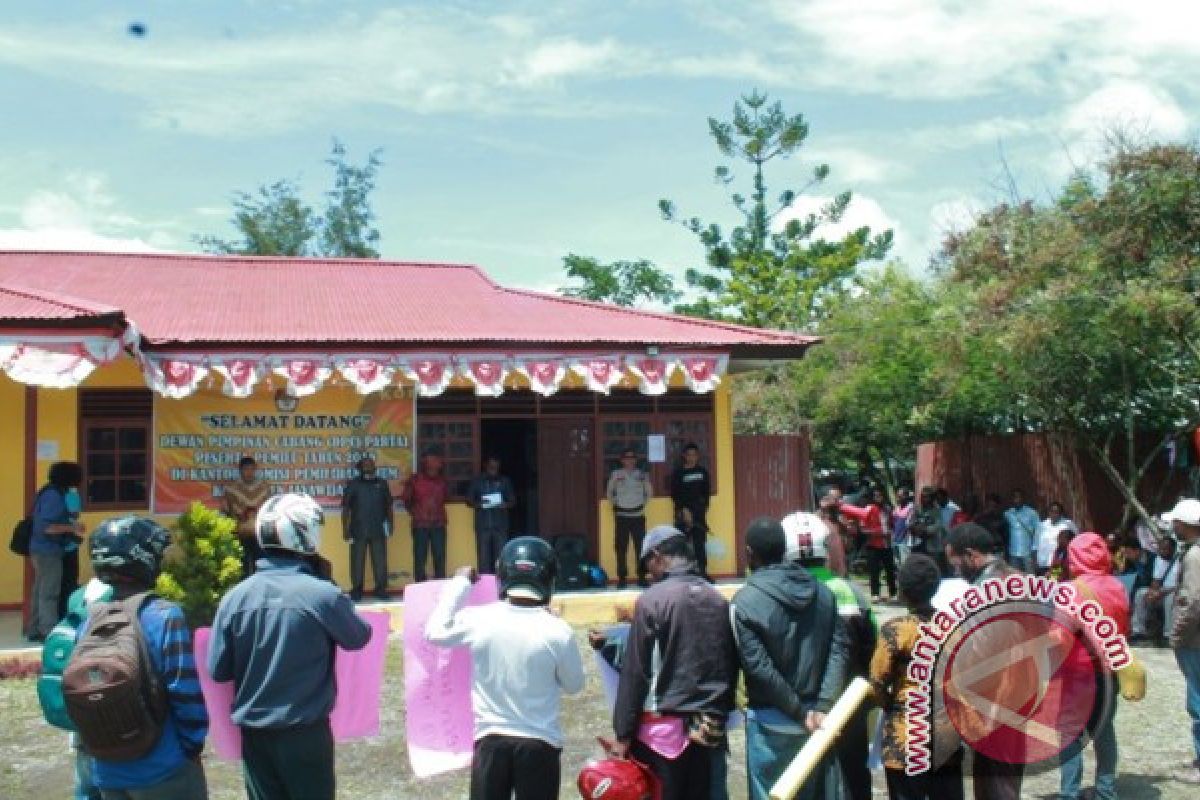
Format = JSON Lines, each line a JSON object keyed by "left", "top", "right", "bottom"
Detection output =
{"left": 0, "top": 282, "right": 123, "bottom": 325}
{"left": 0, "top": 251, "right": 815, "bottom": 354}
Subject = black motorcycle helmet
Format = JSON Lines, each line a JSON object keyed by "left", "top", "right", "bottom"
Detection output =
{"left": 497, "top": 536, "right": 558, "bottom": 604}
{"left": 90, "top": 516, "right": 172, "bottom": 587}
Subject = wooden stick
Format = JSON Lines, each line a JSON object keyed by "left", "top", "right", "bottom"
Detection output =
{"left": 768, "top": 677, "right": 874, "bottom": 800}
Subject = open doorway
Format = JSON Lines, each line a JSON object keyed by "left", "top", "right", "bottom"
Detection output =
{"left": 480, "top": 419, "right": 538, "bottom": 536}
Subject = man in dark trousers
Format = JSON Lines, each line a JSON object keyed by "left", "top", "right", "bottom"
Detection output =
{"left": 466, "top": 456, "right": 516, "bottom": 574}
{"left": 606, "top": 448, "right": 654, "bottom": 588}
{"left": 945, "top": 523, "right": 1025, "bottom": 800}
{"left": 341, "top": 456, "right": 394, "bottom": 602}
{"left": 733, "top": 517, "right": 849, "bottom": 800}
{"left": 670, "top": 443, "right": 713, "bottom": 580}
{"left": 210, "top": 493, "right": 372, "bottom": 800}
{"left": 609, "top": 525, "right": 737, "bottom": 800}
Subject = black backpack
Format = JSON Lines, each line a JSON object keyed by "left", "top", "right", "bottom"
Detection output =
{"left": 553, "top": 536, "right": 589, "bottom": 590}
{"left": 62, "top": 592, "right": 169, "bottom": 761}
{"left": 9, "top": 486, "right": 57, "bottom": 556}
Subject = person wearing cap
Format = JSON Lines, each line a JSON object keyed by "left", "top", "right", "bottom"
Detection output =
{"left": 209, "top": 493, "right": 372, "bottom": 800}
{"left": 733, "top": 517, "right": 849, "bottom": 800}
{"left": 402, "top": 449, "right": 450, "bottom": 582}
{"left": 1165, "top": 497, "right": 1200, "bottom": 784}
{"left": 609, "top": 525, "right": 737, "bottom": 800}
{"left": 780, "top": 511, "right": 876, "bottom": 800}
{"left": 607, "top": 448, "right": 655, "bottom": 589}
{"left": 425, "top": 537, "right": 585, "bottom": 800}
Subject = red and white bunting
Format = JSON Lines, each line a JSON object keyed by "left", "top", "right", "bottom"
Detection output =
{"left": 273, "top": 359, "right": 331, "bottom": 398}
{"left": 628, "top": 357, "right": 670, "bottom": 396}
{"left": 337, "top": 358, "right": 395, "bottom": 395}
{"left": 212, "top": 359, "right": 263, "bottom": 399}
{"left": 518, "top": 359, "right": 566, "bottom": 396}
{"left": 571, "top": 358, "right": 623, "bottom": 394}
{"left": 146, "top": 358, "right": 209, "bottom": 399}
{"left": 404, "top": 358, "right": 453, "bottom": 397}
{"left": 678, "top": 355, "right": 725, "bottom": 394}
{"left": 0, "top": 343, "right": 98, "bottom": 389}
{"left": 463, "top": 359, "right": 508, "bottom": 397}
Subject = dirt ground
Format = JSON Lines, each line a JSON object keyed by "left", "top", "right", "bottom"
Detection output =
{"left": 2, "top": 630, "right": 1198, "bottom": 799}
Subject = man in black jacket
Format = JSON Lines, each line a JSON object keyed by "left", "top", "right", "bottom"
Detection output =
{"left": 732, "top": 517, "right": 850, "bottom": 800}
{"left": 609, "top": 525, "right": 737, "bottom": 800}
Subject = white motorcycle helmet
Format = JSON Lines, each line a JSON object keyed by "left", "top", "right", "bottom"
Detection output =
{"left": 256, "top": 492, "right": 324, "bottom": 554}
{"left": 780, "top": 511, "right": 832, "bottom": 564}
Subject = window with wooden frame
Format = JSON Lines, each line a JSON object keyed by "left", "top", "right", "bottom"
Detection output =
{"left": 416, "top": 417, "right": 478, "bottom": 498}
{"left": 79, "top": 389, "right": 153, "bottom": 510}
{"left": 599, "top": 416, "right": 655, "bottom": 481}
{"left": 661, "top": 414, "right": 715, "bottom": 490}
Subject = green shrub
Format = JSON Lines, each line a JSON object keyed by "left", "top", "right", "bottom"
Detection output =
{"left": 157, "top": 501, "right": 244, "bottom": 629}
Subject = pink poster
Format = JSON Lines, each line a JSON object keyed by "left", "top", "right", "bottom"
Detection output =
{"left": 403, "top": 575, "right": 499, "bottom": 778}
{"left": 193, "top": 610, "right": 392, "bottom": 761}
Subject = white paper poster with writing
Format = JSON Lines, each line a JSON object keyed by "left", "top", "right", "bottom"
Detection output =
{"left": 403, "top": 575, "right": 500, "bottom": 777}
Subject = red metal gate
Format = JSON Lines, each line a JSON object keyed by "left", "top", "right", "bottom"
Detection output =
{"left": 733, "top": 434, "right": 813, "bottom": 575}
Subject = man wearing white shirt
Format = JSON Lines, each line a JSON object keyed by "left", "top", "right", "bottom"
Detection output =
{"left": 1132, "top": 536, "right": 1181, "bottom": 642}
{"left": 425, "top": 537, "right": 584, "bottom": 800}
{"left": 1035, "top": 502, "right": 1078, "bottom": 575}
{"left": 1004, "top": 489, "right": 1040, "bottom": 573}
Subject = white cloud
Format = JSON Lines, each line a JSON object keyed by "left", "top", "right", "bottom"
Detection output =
{"left": 764, "top": 0, "right": 1200, "bottom": 101}
{"left": 512, "top": 39, "right": 623, "bottom": 85}
{"left": 776, "top": 193, "right": 901, "bottom": 244}
{"left": 810, "top": 146, "right": 906, "bottom": 185}
{"left": 0, "top": 10, "right": 650, "bottom": 136}
{"left": 0, "top": 172, "right": 170, "bottom": 253}
{"left": 1062, "top": 81, "right": 1189, "bottom": 142}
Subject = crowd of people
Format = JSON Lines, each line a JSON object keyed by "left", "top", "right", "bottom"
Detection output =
{"left": 22, "top": 451, "right": 1200, "bottom": 800}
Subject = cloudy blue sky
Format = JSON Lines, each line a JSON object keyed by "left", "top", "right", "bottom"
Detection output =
{"left": 1, "top": 1, "right": 1196, "bottom": 291}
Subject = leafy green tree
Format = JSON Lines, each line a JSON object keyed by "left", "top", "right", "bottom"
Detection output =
{"left": 321, "top": 141, "right": 383, "bottom": 258}
{"left": 198, "top": 140, "right": 383, "bottom": 258}
{"left": 156, "top": 502, "right": 243, "bottom": 628}
{"left": 938, "top": 142, "right": 1200, "bottom": 527}
{"left": 660, "top": 91, "right": 893, "bottom": 330}
{"left": 559, "top": 253, "right": 681, "bottom": 307}
{"left": 196, "top": 180, "right": 317, "bottom": 256}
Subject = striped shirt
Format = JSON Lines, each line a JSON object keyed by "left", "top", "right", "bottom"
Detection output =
{"left": 89, "top": 597, "right": 209, "bottom": 790}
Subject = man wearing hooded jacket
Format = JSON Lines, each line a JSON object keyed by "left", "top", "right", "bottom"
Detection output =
{"left": 732, "top": 517, "right": 850, "bottom": 800}
{"left": 1058, "top": 532, "right": 1130, "bottom": 800}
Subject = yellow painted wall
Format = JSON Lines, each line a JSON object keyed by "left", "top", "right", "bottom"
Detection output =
{"left": 0, "top": 357, "right": 741, "bottom": 605}
{"left": 0, "top": 379, "right": 27, "bottom": 607}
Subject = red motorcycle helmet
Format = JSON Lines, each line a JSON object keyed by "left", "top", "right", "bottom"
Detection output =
{"left": 577, "top": 758, "right": 660, "bottom": 800}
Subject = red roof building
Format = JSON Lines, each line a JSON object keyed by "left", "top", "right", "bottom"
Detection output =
{"left": 0, "top": 251, "right": 814, "bottom": 603}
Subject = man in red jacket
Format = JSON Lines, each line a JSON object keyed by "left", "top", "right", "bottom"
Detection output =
{"left": 840, "top": 488, "right": 896, "bottom": 602}
{"left": 1060, "top": 531, "right": 1130, "bottom": 800}
{"left": 402, "top": 449, "right": 449, "bottom": 582}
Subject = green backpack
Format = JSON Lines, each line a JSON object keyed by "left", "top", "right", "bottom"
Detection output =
{"left": 37, "top": 579, "right": 113, "bottom": 730}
